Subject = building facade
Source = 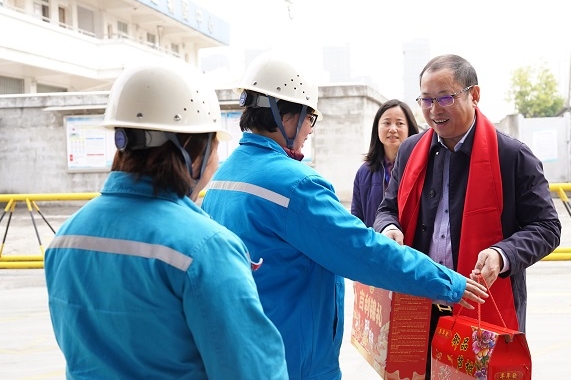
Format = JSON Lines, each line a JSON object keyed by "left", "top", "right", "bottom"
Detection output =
{"left": 1, "top": 0, "right": 394, "bottom": 203}
{"left": 0, "top": 0, "right": 228, "bottom": 93}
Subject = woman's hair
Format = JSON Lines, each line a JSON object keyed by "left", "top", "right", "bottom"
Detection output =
{"left": 239, "top": 90, "right": 315, "bottom": 132}
{"left": 111, "top": 132, "right": 212, "bottom": 197}
{"left": 419, "top": 54, "right": 478, "bottom": 88}
{"left": 364, "top": 99, "right": 419, "bottom": 172}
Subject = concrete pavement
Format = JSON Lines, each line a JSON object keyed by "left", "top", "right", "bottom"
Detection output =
{"left": 0, "top": 199, "right": 570, "bottom": 379}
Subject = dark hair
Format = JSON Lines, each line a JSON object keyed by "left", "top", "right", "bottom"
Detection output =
{"left": 364, "top": 99, "right": 419, "bottom": 172}
{"left": 419, "top": 54, "right": 478, "bottom": 88}
{"left": 111, "top": 132, "right": 212, "bottom": 197}
{"left": 239, "top": 90, "right": 315, "bottom": 133}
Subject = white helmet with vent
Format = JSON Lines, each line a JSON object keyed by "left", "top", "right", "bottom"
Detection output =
{"left": 236, "top": 52, "right": 322, "bottom": 120}
{"left": 102, "top": 62, "right": 230, "bottom": 141}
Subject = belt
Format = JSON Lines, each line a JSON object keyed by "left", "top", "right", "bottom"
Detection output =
{"left": 433, "top": 303, "right": 453, "bottom": 313}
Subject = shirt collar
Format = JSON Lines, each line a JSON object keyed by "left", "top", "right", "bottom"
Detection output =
{"left": 437, "top": 115, "right": 476, "bottom": 152}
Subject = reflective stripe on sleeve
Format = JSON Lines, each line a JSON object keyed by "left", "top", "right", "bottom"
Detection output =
{"left": 49, "top": 235, "right": 193, "bottom": 271}
{"left": 208, "top": 180, "right": 290, "bottom": 208}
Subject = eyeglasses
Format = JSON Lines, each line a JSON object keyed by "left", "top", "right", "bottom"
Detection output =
{"left": 416, "top": 85, "right": 474, "bottom": 109}
{"left": 308, "top": 113, "right": 318, "bottom": 127}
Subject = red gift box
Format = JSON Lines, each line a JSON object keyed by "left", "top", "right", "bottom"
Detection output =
{"left": 351, "top": 282, "right": 432, "bottom": 379}
{"left": 431, "top": 277, "right": 531, "bottom": 380}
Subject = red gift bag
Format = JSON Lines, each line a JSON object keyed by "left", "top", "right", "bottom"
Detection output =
{"left": 431, "top": 277, "right": 531, "bottom": 379}
{"left": 351, "top": 283, "right": 432, "bottom": 379}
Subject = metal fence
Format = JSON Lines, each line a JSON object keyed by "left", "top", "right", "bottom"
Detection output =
{"left": 1, "top": 185, "right": 570, "bottom": 269}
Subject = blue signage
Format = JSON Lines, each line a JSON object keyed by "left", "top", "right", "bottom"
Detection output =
{"left": 136, "top": 0, "right": 229, "bottom": 45}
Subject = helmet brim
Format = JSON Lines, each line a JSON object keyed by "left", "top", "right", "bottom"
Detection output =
{"left": 102, "top": 121, "right": 231, "bottom": 141}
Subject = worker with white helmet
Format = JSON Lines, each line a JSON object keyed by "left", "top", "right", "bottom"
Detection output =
{"left": 236, "top": 54, "right": 322, "bottom": 160}
{"left": 201, "top": 52, "right": 489, "bottom": 380}
{"left": 44, "top": 62, "right": 288, "bottom": 380}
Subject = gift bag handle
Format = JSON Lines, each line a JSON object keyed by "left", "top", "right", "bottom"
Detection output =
{"left": 459, "top": 274, "right": 507, "bottom": 332}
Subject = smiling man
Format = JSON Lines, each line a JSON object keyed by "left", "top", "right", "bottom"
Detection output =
{"left": 374, "top": 53, "right": 561, "bottom": 379}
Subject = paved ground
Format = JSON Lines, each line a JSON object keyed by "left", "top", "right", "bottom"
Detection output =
{"left": 0, "top": 199, "right": 570, "bottom": 379}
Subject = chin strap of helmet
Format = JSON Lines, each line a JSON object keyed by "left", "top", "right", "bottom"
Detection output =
{"left": 165, "top": 132, "right": 193, "bottom": 176}
{"left": 199, "top": 133, "right": 214, "bottom": 179}
{"left": 268, "top": 96, "right": 307, "bottom": 150}
{"left": 164, "top": 132, "right": 214, "bottom": 198}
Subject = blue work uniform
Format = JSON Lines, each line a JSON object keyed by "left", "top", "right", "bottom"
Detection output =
{"left": 202, "top": 133, "right": 467, "bottom": 380}
{"left": 45, "top": 171, "right": 287, "bottom": 380}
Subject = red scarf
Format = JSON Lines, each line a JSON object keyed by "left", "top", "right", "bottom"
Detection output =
{"left": 398, "top": 108, "right": 519, "bottom": 330}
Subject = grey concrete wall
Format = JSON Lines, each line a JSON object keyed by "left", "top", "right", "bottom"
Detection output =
{"left": 0, "top": 92, "right": 110, "bottom": 194}
{"left": 496, "top": 113, "right": 571, "bottom": 183}
{"left": 0, "top": 85, "right": 387, "bottom": 202}
{"left": 312, "top": 85, "right": 387, "bottom": 201}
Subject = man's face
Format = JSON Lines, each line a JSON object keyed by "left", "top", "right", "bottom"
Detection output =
{"left": 419, "top": 68, "right": 480, "bottom": 148}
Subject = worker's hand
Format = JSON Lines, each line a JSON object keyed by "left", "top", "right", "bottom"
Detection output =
{"left": 470, "top": 248, "right": 502, "bottom": 288}
{"left": 457, "top": 277, "right": 488, "bottom": 310}
{"left": 382, "top": 229, "right": 404, "bottom": 245}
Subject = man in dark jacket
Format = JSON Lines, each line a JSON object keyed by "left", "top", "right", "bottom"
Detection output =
{"left": 374, "top": 54, "right": 561, "bottom": 379}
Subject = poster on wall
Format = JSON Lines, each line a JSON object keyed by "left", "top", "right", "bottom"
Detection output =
{"left": 531, "top": 129, "right": 558, "bottom": 162}
{"left": 65, "top": 115, "right": 115, "bottom": 172}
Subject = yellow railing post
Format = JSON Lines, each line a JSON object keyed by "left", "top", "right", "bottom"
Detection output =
{"left": 0, "top": 199, "right": 16, "bottom": 257}
{"left": 551, "top": 184, "right": 571, "bottom": 218}
{"left": 547, "top": 183, "right": 571, "bottom": 259}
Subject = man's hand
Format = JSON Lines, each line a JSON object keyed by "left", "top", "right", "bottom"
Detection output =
{"left": 470, "top": 248, "right": 502, "bottom": 288}
{"left": 382, "top": 229, "right": 404, "bottom": 245}
{"left": 457, "top": 277, "right": 488, "bottom": 309}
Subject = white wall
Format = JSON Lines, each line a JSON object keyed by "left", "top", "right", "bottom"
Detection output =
{"left": 497, "top": 113, "right": 571, "bottom": 184}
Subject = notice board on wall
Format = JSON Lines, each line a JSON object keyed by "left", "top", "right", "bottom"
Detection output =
{"left": 65, "top": 115, "right": 116, "bottom": 172}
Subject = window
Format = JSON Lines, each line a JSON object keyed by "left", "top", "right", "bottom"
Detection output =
{"left": 58, "top": 6, "right": 66, "bottom": 25}
{"left": 171, "top": 43, "right": 180, "bottom": 55}
{"left": 58, "top": 6, "right": 71, "bottom": 29}
{"left": 0, "top": 76, "right": 25, "bottom": 94}
{"left": 77, "top": 6, "right": 95, "bottom": 36}
{"left": 146, "top": 32, "right": 156, "bottom": 47}
{"left": 33, "top": 0, "right": 49, "bottom": 22}
{"left": 117, "top": 21, "right": 128, "bottom": 37}
{"left": 37, "top": 83, "right": 67, "bottom": 93}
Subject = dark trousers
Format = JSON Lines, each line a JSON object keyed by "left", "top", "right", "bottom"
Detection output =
{"left": 426, "top": 304, "right": 453, "bottom": 379}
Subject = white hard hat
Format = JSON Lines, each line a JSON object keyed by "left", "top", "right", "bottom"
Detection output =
{"left": 102, "top": 62, "right": 230, "bottom": 141}
{"left": 236, "top": 52, "right": 322, "bottom": 120}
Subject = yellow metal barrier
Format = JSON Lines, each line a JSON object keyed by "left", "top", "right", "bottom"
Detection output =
{"left": 549, "top": 183, "right": 571, "bottom": 218}
{"left": 0, "top": 193, "right": 99, "bottom": 269}
{"left": 547, "top": 183, "right": 571, "bottom": 261}
{"left": 0, "top": 190, "right": 208, "bottom": 269}
{"left": 0, "top": 186, "right": 569, "bottom": 269}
